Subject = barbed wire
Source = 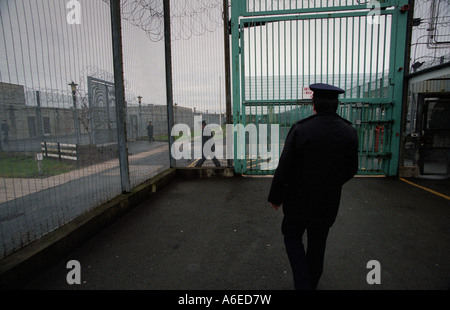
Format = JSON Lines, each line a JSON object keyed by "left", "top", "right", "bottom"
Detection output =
{"left": 102, "top": 0, "right": 224, "bottom": 41}
{"left": 410, "top": 0, "right": 450, "bottom": 70}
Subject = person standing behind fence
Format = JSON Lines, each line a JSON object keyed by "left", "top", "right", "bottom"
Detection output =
{"left": 147, "top": 121, "right": 154, "bottom": 143}
{"left": 195, "top": 120, "right": 221, "bottom": 168}
{"left": 267, "top": 83, "right": 358, "bottom": 290}
{"left": 1, "top": 120, "right": 10, "bottom": 145}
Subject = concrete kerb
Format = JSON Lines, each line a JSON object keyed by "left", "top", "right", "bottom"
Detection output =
{"left": 0, "top": 167, "right": 236, "bottom": 289}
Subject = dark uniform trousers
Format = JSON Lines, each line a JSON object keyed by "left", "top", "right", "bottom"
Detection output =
{"left": 282, "top": 217, "right": 329, "bottom": 290}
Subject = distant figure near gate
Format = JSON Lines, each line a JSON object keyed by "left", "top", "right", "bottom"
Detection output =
{"left": 268, "top": 83, "right": 359, "bottom": 290}
{"left": 147, "top": 121, "right": 154, "bottom": 143}
{"left": 195, "top": 120, "right": 221, "bottom": 168}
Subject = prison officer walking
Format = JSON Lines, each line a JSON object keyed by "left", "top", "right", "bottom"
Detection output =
{"left": 268, "top": 83, "right": 358, "bottom": 290}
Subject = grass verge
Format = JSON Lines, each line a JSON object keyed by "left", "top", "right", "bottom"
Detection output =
{"left": 0, "top": 155, "right": 76, "bottom": 178}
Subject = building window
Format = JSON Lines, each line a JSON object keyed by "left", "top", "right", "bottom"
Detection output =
{"left": 43, "top": 117, "right": 51, "bottom": 135}
{"left": 28, "top": 116, "right": 36, "bottom": 138}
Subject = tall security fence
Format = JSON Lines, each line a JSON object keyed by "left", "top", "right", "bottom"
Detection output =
{"left": 0, "top": 0, "right": 229, "bottom": 258}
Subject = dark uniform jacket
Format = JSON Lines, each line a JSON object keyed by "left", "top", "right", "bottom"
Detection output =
{"left": 268, "top": 112, "right": 358, "bottom": 228}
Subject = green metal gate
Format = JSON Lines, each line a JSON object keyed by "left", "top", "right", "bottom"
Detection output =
{"left": 230, "top": 0, "right": 409, "bottom": 176}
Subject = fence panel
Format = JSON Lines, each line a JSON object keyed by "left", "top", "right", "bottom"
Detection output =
{"left": 0, "top": 0, "right": 234, "bottom": 259}
{"left": 0, "top": 0, "right": 173, "bottom": 258}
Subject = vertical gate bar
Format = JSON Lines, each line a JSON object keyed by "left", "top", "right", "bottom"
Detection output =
{"left": 344, "top": 17, "right": 348, "bottom": 95}
{"left": 368, "top": 17, "right": 374, "bottom": 98}
{"left": 266, "top": 21, "right": 269, "bottom": 101}
{"left": 259, "top": 104, "right": 261, "bottom": 170}
{"left": 331, "top": 18, "right": 334, "bottom": 84}
{"left": 284, "top": 20, "right": 286, "bottom": 102}
{"left": 322, "top": 18, "right": 325, "bottom": 84}
{"left": 290, "top": 20, "right": 292, "bottom": 101}
{"left": 356, "top": 17, "right": 360, "bottom": 98}
{"left": 272, "top": 22, "right": 275, "bottom": 101}
{"left": 381, "top": 14, "right": 388, "bottom": 98}
{"left": 360, "top": 105, "right": 364, "bottom": 170}
{"left": 278, "top": 21, "right": 280, "bottom": 101}
{"left": 319, "top": 18, "right": 328, "bottom": 83}
{"left": 361, "top": 105, "right": 366, "bottom": 170}
{"left": 308, "top": 19, "right": 311, "bottom": 87}
{"left": 248, "top": 27, "right": 251, "bottom": 102}
{"left": 338, "top": 18, "right": 341, "bottom": 89}
{"left": 254, "top": 21, "right": 257, "bottom": 101}
{"left": 224, "top": 0, "right": 232, "bottom": 132}
{"left": 257, "top": 104, "right": 260, "bottom": 171}
{"left": 366, "top": 106, "right": 370, "bottom": 170}
{"left": 231, "top": 0, "right": 242, "bottom": 173}
{"left": 350, "top": 17, "right": 354, "bottom": 98}
{"left": 302, "top": 19, "right": 305, "bottom": 92}
{"left": 314, "top": 19, "right": 317, "bottom": 83}
{"left": 368, "top": 20, "right": 372, "bottom": 98}
{"left": 374, "top": 16, "right": 381, "bottom": 97}
{"left": 261, "top": 19, "right": 263, "bottom": 102}
{"left": 241, "top": 22, "right": 246, "bottom": 173}
{"left": 371, "top": 108, "right": 375, "bottom": 154}
{"left": 362, "top": 16, "right": 367, "bottom": 99}
{"left": 387, "top": 14, "right": 396, "bottom": 101}
{"left": 283, "top": 104, "right": 287, "bottom": 141}
{"left": 326, "top": 18, "right": 329, "bottom": 84}
{"left": 296, "top": 20, "right": 299, "bottom": 101}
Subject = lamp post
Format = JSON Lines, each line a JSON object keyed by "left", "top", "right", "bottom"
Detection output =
{"left": 69, "top": 81, "right": 81, "bottom": 146}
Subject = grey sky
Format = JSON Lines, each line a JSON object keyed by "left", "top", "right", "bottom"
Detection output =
{"left": 0, "top": 0, "right": 226, "bottom": 113}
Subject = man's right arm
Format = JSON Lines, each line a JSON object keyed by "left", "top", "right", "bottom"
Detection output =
{"left": 267, "top": 126, "right": 297, "bottom": 206}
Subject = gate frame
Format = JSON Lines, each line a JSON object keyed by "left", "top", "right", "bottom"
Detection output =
{"left": 230, "top": 0, "right": 410, "bottom": 176}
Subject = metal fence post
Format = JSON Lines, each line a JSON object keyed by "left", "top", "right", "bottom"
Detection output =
{"left": 36, "top": 91, "right": 44, "bottom": 141}
{"left": 110, "top": 0, "right": 130, "bottom": 193}
{"left": 223, "top": 0, "right": 233, "bottom": 168}
{"left": 388, "top": 0, "right": 410, "bottom": 176}
{"left": 399, "top": 0, "right": 415, "bottom": 172}
{"left": 164, "top": 0, "right": 176, "bottom": 168}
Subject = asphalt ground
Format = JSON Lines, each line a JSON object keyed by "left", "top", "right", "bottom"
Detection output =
{"left": 19, "top": 175, "right": 449, "bottom": 292}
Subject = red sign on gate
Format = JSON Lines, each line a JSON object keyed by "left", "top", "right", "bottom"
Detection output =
{"left": 303, "top": 87, "right": 313, "bottom": 99}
